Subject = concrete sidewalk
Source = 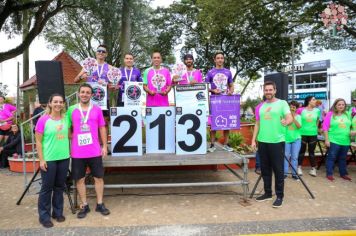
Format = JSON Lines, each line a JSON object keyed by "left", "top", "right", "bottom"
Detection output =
{"left": 0, "top": 166, "right": 356, "bottom": 235}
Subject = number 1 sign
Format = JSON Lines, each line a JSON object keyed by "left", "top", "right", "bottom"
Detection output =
{"left": 176, "top": 106, "right": 207, "bottom": 155}
{"left": 145, "top": 107, "right": 175, "bottom": 154}
{"left": 110, "top": 107, "right": 143, "bottom": 156}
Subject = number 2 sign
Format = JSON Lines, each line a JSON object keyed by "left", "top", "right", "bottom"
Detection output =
{"left": 110, "top": 107, "right": 143, "bottom": 156}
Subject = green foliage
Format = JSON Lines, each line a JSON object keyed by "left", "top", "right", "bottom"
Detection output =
{"left": 17, "top": 118, "right": 34, "bottom": 143}
{"left": 228, "top": 132, "right": 244, "bottom": 149}
{"left": 206, "top": 129, "right": 222, "bottom": 142}
{"left": 157, "top": 0, "right": 298, "bottom": 83}
{"left": 44, "top": 0, "right": 177, "bottom": 68}
{"left": 241, "top": 97, "right": 262, "bottom": 116}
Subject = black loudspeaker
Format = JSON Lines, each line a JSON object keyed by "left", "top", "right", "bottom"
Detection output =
{"left": 264, "top": 72, "right": 288, "bottom": 100}
{"left": 35, "top": 61, "right": 65, "bottom": 104}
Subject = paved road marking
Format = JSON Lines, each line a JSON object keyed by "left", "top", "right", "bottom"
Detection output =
{"left": 240, "top": 231, "right": 356, "bottom": 236}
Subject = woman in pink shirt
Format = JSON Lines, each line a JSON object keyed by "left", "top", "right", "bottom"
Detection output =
{"left": 0, "top": 95, "right": 16, "bottom": 143}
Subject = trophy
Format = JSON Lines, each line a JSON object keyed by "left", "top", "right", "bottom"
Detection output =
{"left": 81, "top": 57, "right": 98, "bottom": 81}
{"left": 107, "top": 67, "right": 122, "bottom": 87}
{"left": 172, "top": 63, "right": 187, "bottom": 82}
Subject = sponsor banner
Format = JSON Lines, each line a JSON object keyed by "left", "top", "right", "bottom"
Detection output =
{"left": 288, "top": 91, "right": 327, "bottom": 100}
{"left": 124, "top": 81, "right": 144, "bottom": 107}
{"left": 210, "top": 95, "right": 240, "bottom": 131}
{"left": 174, "top": 83, "right": 209, "bottom": 115}
{"left": 88, "top": 82, "right": 107, "bottom": 110}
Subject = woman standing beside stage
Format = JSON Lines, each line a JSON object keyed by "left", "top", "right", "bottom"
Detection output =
{"left": 297, "top": 96, "right": 321, "bottom": 177}
{"left": 284, "top": 101, "right": 302, "bottom": 180}
{"left": 323, "top": 98, "right": 352, "bottom": 181}
{"left": 35, "top": 94, "right": 70, "bottom": 228}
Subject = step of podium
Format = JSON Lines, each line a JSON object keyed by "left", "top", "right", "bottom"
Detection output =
{"left": 103, "top": 145, "right": 245, "bottom": 167}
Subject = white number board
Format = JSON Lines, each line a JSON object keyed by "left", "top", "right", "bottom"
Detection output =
{"left": 110, "top": 107, "right": 142, "bottom": 156}
{"left": 175, "top": 106, "right": 207, "bottom": 155}
{"left": 145, "top": 107, "right": 175, "bottom": 154}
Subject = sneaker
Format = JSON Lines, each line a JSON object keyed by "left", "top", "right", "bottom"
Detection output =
{"left": 77, "top": 204, "right": 90, "bottom": 219}
{"left": 52, "top": 215, "right": 65, "bottom": 222}
{"left": 272, "top": 198, "right": 283, "bottom": 208}
{"left": 327, "top": 175, "right": 334, "bottom": 181}
{"left": 96, "top": 203, "right": 110, "bottom": 216}
{"left": 255, "top": 168, "right": 261, "bottom": 175}
{"left": 208, "top": 144, "right": 216, "bottom": 153}
{"left": 309, "top": 168, "right": 317, "bottom": 177}
{"left": 256, "top": 194, "right": 273, "bottom": 202}
{"left": 222, "top": 144, "right": 234, "bottom": 152}
{"left": 297, "top": 166, "right": 303, "bottom": 176}
{"left": 40, "top": 220, "right": 54, "bottom": 228}
{"left": 341, "top": 175, "right": 352, "bottom": 181}
{"left": 292, "top": 175, "right": 300, "bottom": 181}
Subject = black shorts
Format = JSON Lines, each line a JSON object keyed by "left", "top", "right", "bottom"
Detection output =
{"left": 0, "top": 128, "right": 10, "bottom": 136}
{"left": 71, "top": 156, "right": 104, "bottom": 180}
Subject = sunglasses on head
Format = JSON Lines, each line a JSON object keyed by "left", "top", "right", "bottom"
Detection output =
{"left": 97, "top": 50, "right": 107, "bottom": 53}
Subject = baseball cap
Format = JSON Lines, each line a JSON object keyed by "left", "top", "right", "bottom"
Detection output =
{"left": 183, "top": 54, "right": 194, "bottom": 61}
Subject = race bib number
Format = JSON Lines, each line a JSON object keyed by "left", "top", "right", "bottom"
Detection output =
{"left": 78, "top": 133, "right": 93, "bottom": 146}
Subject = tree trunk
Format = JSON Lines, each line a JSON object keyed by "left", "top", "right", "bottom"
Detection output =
{"left": 22, "top": 9, "right": 30, "bottom": 118}
{"left": 120, "top": 0, "right": 131, "bottom": 64}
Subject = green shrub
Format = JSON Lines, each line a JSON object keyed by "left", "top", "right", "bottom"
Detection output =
{"left": 228, "top": 132, "right": 244, "bottom": 148}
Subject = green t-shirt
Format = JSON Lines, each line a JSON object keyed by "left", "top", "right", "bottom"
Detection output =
{"left": 35, "top": 114, "right": 70, "bottom": 161}
{"left": 298, "top": 108, "right": 320, "bottom": 136}
{"left": 257, "top": 100, "right": 291, "bottom": 143}
{"left": 285, "top": 114, "right": 301, "bottom": 143}
{"left": 326, "top": 113, "right": 351, "bottom": 146}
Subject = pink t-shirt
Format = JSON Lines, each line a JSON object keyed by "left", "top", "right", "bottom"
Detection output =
{"left": 67, "top": 104, "right": 106, "bottom": 158}
{"left": 254, "top": 102, "right": 264, "bottom": 121}
{"left": 0, "top": 104, "right": 16, "bottom": 125}
{"left": 143, "top": 67, "right": 172, "bottom": 107}
{"left": 177, "top": 69, "right": 203, "bottom": 85}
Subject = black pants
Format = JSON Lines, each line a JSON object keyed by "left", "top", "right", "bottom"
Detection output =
{"left": 38, "top": 158, "right": 69, "bottom": 223}
{"left": 0, "top": 148, "right": 16, "bottom": 168}
{"left": 258, "top": 142, "right": 285, "bottom": 199}
{"left": 298, "top": 135, "right": 317, "bottom": 167}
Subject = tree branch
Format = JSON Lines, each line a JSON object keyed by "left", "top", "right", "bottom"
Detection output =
{"left": 0, "top": 1, "right": 75, "bottom": 62}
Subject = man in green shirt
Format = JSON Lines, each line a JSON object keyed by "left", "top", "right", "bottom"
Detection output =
{"left": 252, "top": 81, "right": 292, "bottom": 208}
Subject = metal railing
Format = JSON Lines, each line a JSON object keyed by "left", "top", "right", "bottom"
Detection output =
{"left": 20, "top": 92, "right": 78, "bottom": 189}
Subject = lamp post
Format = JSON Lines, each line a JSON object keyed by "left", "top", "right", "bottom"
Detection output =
{"left": 291, "top": 36, "right": 296, "bottom": 100}
{"left": 16, "top": 61, "right": 20, "bottom": 123}
{"left": 282, "top": 33, "right": 308, "bottom": 100}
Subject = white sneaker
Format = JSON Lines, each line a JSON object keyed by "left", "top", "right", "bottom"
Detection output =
{"left": 223, "top": 145, "right": 234, "bottom": 152}
{"left": 309, "top": 167, "right": 317, "bottom": 177}
{"left": 297, "top": 166, "right": 303, "bottom": 176}
{"left": 208, "top": 145, "right": 216, "bottom": 153}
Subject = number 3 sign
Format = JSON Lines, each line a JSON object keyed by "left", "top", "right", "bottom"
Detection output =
{"left": 110, "top": 107, "right": 143, "bottom": 156}
{"left": 176, "top": 106, "right": 207, "bottom": 155}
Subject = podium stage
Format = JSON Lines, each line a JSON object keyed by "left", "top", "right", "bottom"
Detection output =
{"left": 72, "top": 144, "right": 250, "bottom": 209}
